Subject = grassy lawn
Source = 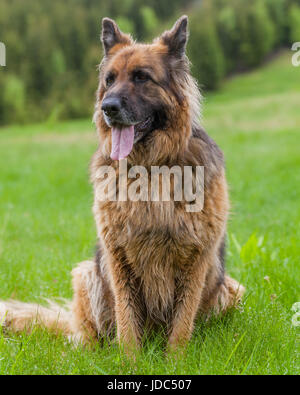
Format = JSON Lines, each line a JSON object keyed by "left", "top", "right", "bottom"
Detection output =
{"left": 0, "top": 51, "right": 299, "bottom": 375}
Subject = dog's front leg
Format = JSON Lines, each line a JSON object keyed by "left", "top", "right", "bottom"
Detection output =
{"left": 108, "top": 256, "right": 144, "bottom": 354}
{"left": 168, "top": 257, "right": 209, "bottom": 352}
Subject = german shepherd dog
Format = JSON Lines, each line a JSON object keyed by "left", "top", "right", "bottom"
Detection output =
{"left": 0, "top": 16, "right": 244, "bottom": 353}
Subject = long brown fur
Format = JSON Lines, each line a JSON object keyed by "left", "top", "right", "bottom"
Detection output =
{"left": 0, "top": 16, "right": 244, "bottom": 354}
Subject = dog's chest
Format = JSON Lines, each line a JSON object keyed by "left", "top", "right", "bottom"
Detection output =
{"left": 95, "top": 190, "right": 201, "bottom": 320}
{"left": 96, "top": 200, "right": 201, "bottom": 298}
{"left": 121, "top": 223, "right": 187, "bottom": 321}
{"left": 96, "top": 198, "right": 198, "bottom": 256}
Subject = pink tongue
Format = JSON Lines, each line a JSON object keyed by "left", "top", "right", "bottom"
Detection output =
{"left": 110, "top": 125, "right": 135, "bottom": 160}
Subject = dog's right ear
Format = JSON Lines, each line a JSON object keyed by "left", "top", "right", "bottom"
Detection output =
{"left": 101, "top": 18, "right": 132, "bottom": 56}
{"left": 160, "top": 15, "right": 188, "bottom": 59}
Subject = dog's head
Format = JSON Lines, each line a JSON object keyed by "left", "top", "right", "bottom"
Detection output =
{"left": 95, "top": 16, "right": 200, "bottom": 162}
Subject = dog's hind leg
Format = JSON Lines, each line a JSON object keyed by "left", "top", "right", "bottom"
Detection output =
{"left": 71, "top": 260, "right": 115, "bottom": 344}
{"left": 200, "top": 274, "right": 245, "bottom": 316}
{"left": 199, "top": 237, "right": 245, "bottom": 317}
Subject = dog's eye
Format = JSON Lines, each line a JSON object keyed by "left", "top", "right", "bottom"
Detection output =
{"left": 133, "top": 70, "right": 150, "bottom": 83}
{"left": 106, "top": 73, "right": 115, "bottom": 87}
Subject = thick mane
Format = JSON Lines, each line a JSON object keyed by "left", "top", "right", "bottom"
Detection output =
{"left": 176, "top": 55, "right": 202, "bottom": 130}
{"left": 182, "top": 66, "right": 202, "bottom": 130}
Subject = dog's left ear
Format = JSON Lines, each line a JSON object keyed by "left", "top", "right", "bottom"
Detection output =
{"left": 160, "top": 15, "right": 188, "bottom": 58}
{"left": 101, "top": 18, "right": 132, "bottom": 55}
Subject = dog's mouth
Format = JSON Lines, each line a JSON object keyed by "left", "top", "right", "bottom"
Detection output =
{"left": 110, "top": 117, "right": 153, "bottom": 161}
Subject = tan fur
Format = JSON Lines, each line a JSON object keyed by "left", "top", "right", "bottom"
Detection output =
{"left": 0, "top": 299, "right": 72, "bottom": 335}
{"left": 0, "top": 17, "right": 244, "bottom": 354}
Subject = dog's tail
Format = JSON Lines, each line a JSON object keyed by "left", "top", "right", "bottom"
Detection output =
{"left": 0, "top": 298, "right": 73, "bottom": 336}
{"left": 0, "top": 261, "right": 112, "bottom": 343}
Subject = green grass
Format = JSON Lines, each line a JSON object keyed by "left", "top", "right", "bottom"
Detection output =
{"left": 0, "top": 51, "right": 299, "bottom": 375}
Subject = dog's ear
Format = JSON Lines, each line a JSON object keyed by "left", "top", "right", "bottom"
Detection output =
{"left": 160, "top": 15, "right": 188, "bottom": 58}
{"left": 101, "top": 18, "right": 132, "bottom": 55}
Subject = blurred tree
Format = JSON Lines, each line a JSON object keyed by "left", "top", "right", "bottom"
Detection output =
{"left": 234, "top": 0, "right": 275, "bottom": 68}
{"left": 2, "top": 75, "right": 26, "bottom": 123}
{"left": 265, "top": 0, "right": 287, "bottom": 45}
{"left": 140, "top": 6, "right": 159, "bottom": 39}
{"left": 115, "top": 17, "right": 135, "bottom": 35}
{"left": 217, "top": 2, "right": 239, "bottom": 72}
{"left": 189, "top": 2, "right": 225, "bottom": 90}
{"left": 0, "top": 0, "right": 297, "bottom": 125}
{"left": 289, "top": 5, "right": 300, "bottom": 43}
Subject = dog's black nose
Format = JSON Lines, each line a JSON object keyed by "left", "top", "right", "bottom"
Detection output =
{"left": 101, "top": 97, "right": 122, "bottom": 117}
